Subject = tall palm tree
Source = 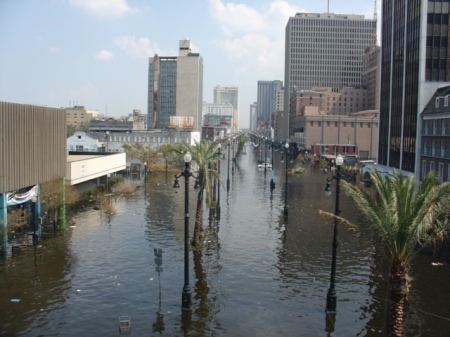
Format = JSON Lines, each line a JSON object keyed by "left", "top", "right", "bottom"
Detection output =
{"left": 176, "top": 140, "right": 221, "bottom": 246}
{"left": 328, "top": 169, "right": 450, "bottom": 337}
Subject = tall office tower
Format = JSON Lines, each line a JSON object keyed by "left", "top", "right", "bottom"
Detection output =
{"left": 249, "top": 102, "right": 257, "bottom": 132}
{"left": 176, "top": 40, "right": 203, "bottom": 132}
{"left": 378, "top": 0, "right": 450, "bottom": 177}
{"left": 147, "top": 40, "right": 203, "bottom": 131}
{"left": 257, "top": 80, "right": 283, "bottom": 124}
{"left": 283, "top": 12, "right": 375, "bottom": 140}
{"left": 362, "top": 45, "right": 380, "bottom": 111}
{"left": 214, "top": 85, "right": 239, "bottom": 132}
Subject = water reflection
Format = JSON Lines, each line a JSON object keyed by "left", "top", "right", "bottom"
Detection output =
{"left": 2, "top": 146, "right": 450, "bottom": 336}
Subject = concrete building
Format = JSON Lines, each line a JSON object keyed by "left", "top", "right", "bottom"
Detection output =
{"left": 377, "top": 0, "right": 450, "bottom": 178}
{"left": 289, "top": 86, "right": 368, "bottom": 136}
{"left": 176, "top": 40, "right": 203, "bottom": 132}
{"left": 214, "top": 85, "right": 239, "bottom": 132}
{"left": 148, "top": 40, "right": 203, "bottom": 132}
{"left": 283, "top": 12, "right": 375, "bottom": 141}
{"left": 249, "top": 102, "right": 257, "bottom": 132}
{"left": 420, "top": 86, "right": 450, "bottom": 182}
{"left": 66, "top": 105, "right": 98, "bottom": 126}
{"left": 292, "top": 110, "right": 378, "bottom": 160}
{"left": 256, "top": 80, "right": 283, "bottom": 124}
{"left": 362, "top": 45, "right": 380, "bottom": 111}
{"left": 130, "top": 109, "right": 147, "bottom": 130}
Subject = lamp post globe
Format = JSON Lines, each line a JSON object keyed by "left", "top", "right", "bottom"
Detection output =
{"left": 325, "top": 153, "right": 343, "bottom": 313}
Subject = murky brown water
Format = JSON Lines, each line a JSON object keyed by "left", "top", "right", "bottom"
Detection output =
{"left": 1, "top": 146, "right": 450, "bottom": 336}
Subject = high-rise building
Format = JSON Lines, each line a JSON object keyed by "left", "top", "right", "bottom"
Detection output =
{"left": 378, "top": 0, "right": 450, "bottom": 177}
{"left": 214, "top": 85, "right": 239, "bottom": 132}
{"left": 283, "top": 12, "right": 375, "bottom": 140}
{"left": 362, "top": 45, "right": 380, "bottom": 111}
{"left": 147, "top": 40, "right": 203, "bottom": 131}
{"left": 249, "top": 102, "right": 257, "bottom": 132}
{"left": 256, "top": 80, "right": 283, "bottom": 124}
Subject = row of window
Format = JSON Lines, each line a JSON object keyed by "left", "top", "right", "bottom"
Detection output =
{"left": 421, "top": 160, "right": 450, "bottom": 184}
{"left": 309, "top": 121, "right": 376, "bottom": 127}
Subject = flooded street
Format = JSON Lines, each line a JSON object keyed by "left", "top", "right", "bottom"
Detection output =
{"left": 1, "top": 145, "right": 450, "bottom": 336}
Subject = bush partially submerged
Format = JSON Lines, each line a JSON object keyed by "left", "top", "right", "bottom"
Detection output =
{"left": 112, "top": 180, "right": 140, "bottom": 195}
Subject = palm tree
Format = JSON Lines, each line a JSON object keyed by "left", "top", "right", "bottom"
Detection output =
{"left": 326, "top": 169, "right": 450, "bottom": 337}
{"left": 176, "top": 140, "right": 221, "bottom": 246}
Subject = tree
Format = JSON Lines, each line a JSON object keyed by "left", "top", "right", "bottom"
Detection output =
{"left": 175, "top": 140, "right": 221, "bottom": 246}
{"left": 67, "top": 124, "right": 77, "bottom": 137}
{"left": 41, "top": 176, "right": 79, "bottom": 227}
{"left": 123, "top": 142, "right": 159, "bottom": 172}
{"left": 322, "top": 169, "right": 450, "bottom": 337}
{"left": 158, "top": 143, "right": 176, "bottom": 172}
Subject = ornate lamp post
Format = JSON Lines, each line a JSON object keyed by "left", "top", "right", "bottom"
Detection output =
{"left": 216, "top": 143, "right": 222, "bottom": 220}
{"left": 281, "top": 141, "right": 290, "bottom": 216}
{"left": 270, "top": 138, "right": 275, "bottom": 193}
{"left": 264, "top": 137, "right": 268, "bottom": 174}
{"left": 324, "top": 153, "right": 344, "bottom": 313}
{"left": 227, "top": 138, "right": 231, "bottom": 192}
{"left": 232, "top": 137, "right": 235, "bottom": 175}
{"left": 173, "top": 152, "right": 197, "bottom": 310}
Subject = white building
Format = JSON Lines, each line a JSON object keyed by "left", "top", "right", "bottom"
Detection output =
{"left": 214, "top": 85, "right": 239, "bottom": 132}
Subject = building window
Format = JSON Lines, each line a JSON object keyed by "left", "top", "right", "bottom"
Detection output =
{"left": 327, "top": 121, "right": 330, "bottom": 126}
{"left": 445, "top": 96, "right": 449, "bottom": 107}
{"left": 430, "top": 161, "right": 435, "bottom": 172}
{"left": 436, "top": 98, "right": 440, "bottom": 108}
{"left": 318, "top": 121, "right": 321, "bottom": 126}
{"left": 422, "top": 160, "right": 427, "bottom": 179}
{"left": 343, "top": 122, "right": 347, "bottom": 127}
{"left": 335, "top": 122, "right": 338, "bottom": 127}
{"left": 310, "top": 121, "right": 314, "bottom": 126}
{"left": 439, "top": 163, "right": 444, "bottom": 184}
{"left": 351, "top": 122, "right": 354, "bottom": 127}
{"left": 360, "top": 122, "right": 363, "bottom": 127}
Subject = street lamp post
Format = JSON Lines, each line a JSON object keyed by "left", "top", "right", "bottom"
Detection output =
{"left": 216, "top": 144, "right": 222, "bottom": 220}
{"left": 264, "top": 137, "right": 268, "bottom": 174}
{"left": 324, "top": 153, "right": 344, "bottom": 313}
{"left": 270, "top": 138, "right": 275, "bottom": 193}
{"left": 173, "top": 152, "right": 197, "bottom": 310}
{"left": 232, "top": 138, "right": 235, "bottom": 175}
{"left": 227, "top": 138, "right": 231, "bottom": 192}
{"left": 282, "top": 141, "right": 290, "bottom": 216}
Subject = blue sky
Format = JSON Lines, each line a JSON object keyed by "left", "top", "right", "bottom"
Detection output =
{"left": 0, "top": 0, "right": 379, "bottom": 128}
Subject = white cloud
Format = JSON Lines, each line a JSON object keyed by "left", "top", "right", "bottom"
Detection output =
{"left": 114, "top": 36, "right": 162, "bottom": 59}
{"left": 69, "top": 0, "right": 138, "bottom": 18}
{"left": 208, "top": 0, "right": 300, "bottom": 70}
{"left": 95, "top": 50, "right": 113, "bottom": 60}
{"left": 208, "top": 0, "right": 302, "bottom": 35}
{"left": 49, "top": 47, "right": 60, "bottom": 55}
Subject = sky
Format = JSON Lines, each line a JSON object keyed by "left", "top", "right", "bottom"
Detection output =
{"left": 0, "top": 0, "right": 380, "bottom": 129}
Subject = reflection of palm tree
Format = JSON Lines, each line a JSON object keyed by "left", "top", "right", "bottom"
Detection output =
{"left": 192, "top": 250, "right": 209, "bottom": 333}
{"left": 335, "top": 170, "right": 450, "bottom": 337}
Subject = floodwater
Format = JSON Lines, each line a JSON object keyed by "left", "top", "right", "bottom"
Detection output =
{"left": 1, "top": 145, "right": 450, "bottom": 336}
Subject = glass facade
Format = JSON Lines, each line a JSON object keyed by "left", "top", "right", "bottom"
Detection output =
{"left": 379, "top": 0, "right": 450, "bottom": 173}
{"left": 148, "top": 57, "right": 177, "bottom": 129}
